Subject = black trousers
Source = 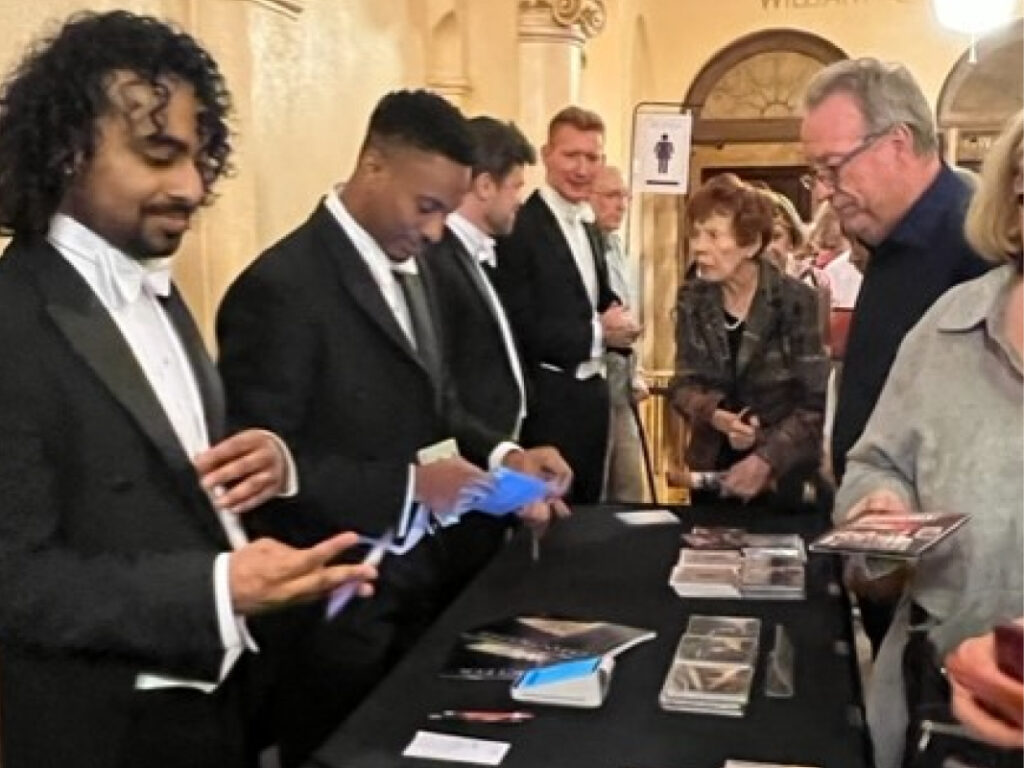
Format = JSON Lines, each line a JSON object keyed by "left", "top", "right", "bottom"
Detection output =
{"left": 523, "top": 368, "right": 609, "bottom": 505}
{"left": 257, "top": 537, "right": 451, "bottom": 768}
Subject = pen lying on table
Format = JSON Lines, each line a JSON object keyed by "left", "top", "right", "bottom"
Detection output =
{"left": 428, "top": 710, "right": 534, "bottom": 723}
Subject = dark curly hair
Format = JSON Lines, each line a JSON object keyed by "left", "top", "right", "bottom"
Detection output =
{"left": 361, "top": 89, "right": 474, "bottom": 167}
{"left": 0, "top": 10, "right": 233, "bottom": 237}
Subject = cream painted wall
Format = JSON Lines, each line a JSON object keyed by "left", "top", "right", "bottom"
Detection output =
{"left": 0, "top": 0, "right": 428, "bottom": 339}
{"left": 245, "top": 1, "right": 426, "bottom": 250}
{"left": 0, "top": 0, "right": 1019, "bottom": 340}
{"left": 636, "top": 0, "right": 1023, "bottom": 120}
{"left": 462, "top": 0, "right": 519, "bottom": 119}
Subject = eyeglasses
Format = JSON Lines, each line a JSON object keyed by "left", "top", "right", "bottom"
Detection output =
{"left": 597, "top": 190, "right": 631, "bottom": 202}
{"left": 800, "top": 129, "right": 890, "bottom": 191}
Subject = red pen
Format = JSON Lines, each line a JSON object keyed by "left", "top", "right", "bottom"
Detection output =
{"left": 427, "top": 709, "right": 534, "bottom": 723}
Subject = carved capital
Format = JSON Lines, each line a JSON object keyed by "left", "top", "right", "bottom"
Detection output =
{"left": 518, "top": 0, "right": 606, "bottom": 39}
{"left": 232, "top": 0, "right": 305, "bottom": 20}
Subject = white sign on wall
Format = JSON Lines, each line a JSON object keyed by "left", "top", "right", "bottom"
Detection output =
{"left": 633, "top": 112, "right": 692, "bottom": 195}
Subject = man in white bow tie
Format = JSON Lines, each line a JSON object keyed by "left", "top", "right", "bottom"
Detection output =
{"left": 0, "top": 11, "right": 376, "bottom": 768}
{"left": 422, "top": 116, "right": 572, "bottom": 589}
{"left": 495, "top": 107, "right": 641, "bottom": 503}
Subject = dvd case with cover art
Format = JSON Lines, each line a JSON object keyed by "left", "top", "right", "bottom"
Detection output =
{"left": 809, "top": 512, "right": 968, "bottom": 559}
{"left": 439, "top": 615, "right": 655, "bottom": 680}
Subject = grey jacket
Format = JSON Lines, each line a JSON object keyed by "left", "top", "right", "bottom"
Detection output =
{"left": 835, "top": 265, "right": 1024, "bottom": 768}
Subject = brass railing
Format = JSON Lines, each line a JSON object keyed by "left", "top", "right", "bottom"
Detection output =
{"left": 638, "top": 369, "right": 690, "bottom": 505}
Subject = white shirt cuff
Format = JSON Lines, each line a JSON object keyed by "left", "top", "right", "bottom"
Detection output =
{"left": 215, "top": 552, "right": 258, "bottom": 662}
{"left": 396, "top": 464, "right": 416, "bottom": 539}
{"left": 135, "top": 554, "right": 257, "bottom": 693}
{"left": 591, "top": 315, "right": 605, "bottom": 358}
{"left": 488, "top": 442, "right": 521, "bottom": 471}
{"left": 258, "top": 430, "right": 299, "bottom": 497}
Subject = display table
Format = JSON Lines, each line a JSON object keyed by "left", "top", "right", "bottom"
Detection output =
{"left": 308, "top": 504, "right": 870, "bottom": 768}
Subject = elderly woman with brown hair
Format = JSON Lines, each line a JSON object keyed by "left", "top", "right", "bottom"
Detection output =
{"left": 671, "top": 173, "right": 829, "bottom": 503}
{"left": 834, "top": 111, "right": 1023, "bottom": 768}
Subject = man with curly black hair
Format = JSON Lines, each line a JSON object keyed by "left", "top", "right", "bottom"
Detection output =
{"left": 0, "top": 11, "right": 377, "bottom": 768}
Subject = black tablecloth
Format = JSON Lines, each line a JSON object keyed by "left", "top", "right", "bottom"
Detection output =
{"left": 308, "top": 504, "right": 871, "bottom": 768}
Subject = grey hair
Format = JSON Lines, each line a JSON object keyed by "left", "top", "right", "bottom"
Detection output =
{"left": 803, "top": 57, "right": 937, "bottom": 156}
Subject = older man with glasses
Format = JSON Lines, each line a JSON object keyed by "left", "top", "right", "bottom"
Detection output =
{"left": 800, "top": 58, "right": 990, "bottom": 656}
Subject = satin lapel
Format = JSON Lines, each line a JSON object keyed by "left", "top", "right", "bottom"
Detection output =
{"left": 527, "top": 194, "right": 593, "bottom": 308}
{"left": 585, "top": 224, "right": 614, "bottom": 308}
{"left": 448, "top": 232, "right": 506, "bottom": 339}
{"left": 30, "top": 243, "right": 212, "bottom": 513}
{"left": 311, "top": 205, "right": 426, "bottom": 374}
{"left": 161, "top": 287, "right": 226, "bottom": 443}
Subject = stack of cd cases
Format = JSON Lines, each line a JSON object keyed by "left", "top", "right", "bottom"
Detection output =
{"left": 669, "top": 529, "right": 806, "bottom": 600}
{"left": 659, "top": 615, "right": 761, "bottom": 717}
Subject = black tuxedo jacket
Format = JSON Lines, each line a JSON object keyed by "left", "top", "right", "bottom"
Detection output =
{"left": 216, "top": 201, "right": 505, "bottom": 545}
{"left": 0, "top": 239, "right": 240, "bottom": 767}
{"left": 493, "top": 190, "right": 618, "bottom": 375}
{"left": 420, "top": 227, "right": 523, "bottom": 437}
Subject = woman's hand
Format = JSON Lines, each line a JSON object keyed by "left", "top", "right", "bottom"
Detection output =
{"left": 844, "top": 488, "right": 910, "bottom": 522}
{"left": 946, "top": 627, "right": 1024, "bottom": 748}
{"left": 721, "top": 453, "right": 772, "bottom": 501}
{"left": 711, "top": 408, "right": 759, "bottom": 451}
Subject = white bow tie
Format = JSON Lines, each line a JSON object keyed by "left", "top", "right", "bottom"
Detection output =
{"left": 476, "top": 240, "right": 497, "bottom": 269}
{"left": 99, "top": 248, "right": 172, "bottom": 307}
{"left": 566, "top": 204, "right": 595, "bottom": 226}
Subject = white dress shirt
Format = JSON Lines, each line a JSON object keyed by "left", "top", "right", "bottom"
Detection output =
{"left": 822, "top": 248, "right": 863, "bottom": 310}
{"left": 538, "top": 185, "right": 606, "bottom": 379}
{"left": 446, "top": 212, "right": 527, "bottom": 437}
{"left": 604, "top": 232, "right": 635, "bottom": 310}
{"left": 47, "top": 213, "right": 255, "bottom": 693}
{"left": 324, "top": 191, "right": 521, "bottom": 551}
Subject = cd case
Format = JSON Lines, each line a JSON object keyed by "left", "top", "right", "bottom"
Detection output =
{"left": 659, "top": 615, "right": 761, "bottom": 717}
{"left": 809, "top": 512, "right": 968, "bottom": 559}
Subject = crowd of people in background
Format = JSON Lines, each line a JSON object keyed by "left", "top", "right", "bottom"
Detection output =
{"left": 0, "top": 9, "right": 1018, "bottom": 768}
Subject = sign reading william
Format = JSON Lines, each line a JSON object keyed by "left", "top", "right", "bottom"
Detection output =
{"left": 761, "top": 0, "right": 912, "bottom": 8}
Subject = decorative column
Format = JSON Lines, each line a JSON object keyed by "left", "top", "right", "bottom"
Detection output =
{"left": 517, "top": 0, "right": 606, "bottom": 151}
{"left": 426, "top": 4, "right": 471, "bottom": 110}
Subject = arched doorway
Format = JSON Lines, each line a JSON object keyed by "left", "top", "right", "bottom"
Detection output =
{"left": 683, "top": 29, "right": 847, "bottom": 219}
{"left": 936, "top": 19, "right": 1023, "bottom": 171}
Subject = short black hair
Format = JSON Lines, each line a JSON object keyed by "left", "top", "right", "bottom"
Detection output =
{"left": 466, "top": 116, "right": 536, "bottom": 182}
{"left": 0, "top": 10, "right": 232, "bottom": 237}
{"left": 362, "top": 89, "right": 474, "bottom": 166}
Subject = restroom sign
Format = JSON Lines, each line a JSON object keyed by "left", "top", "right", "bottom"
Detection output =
{"left": 633, "top": 112, "right": 692, "bottom": 195}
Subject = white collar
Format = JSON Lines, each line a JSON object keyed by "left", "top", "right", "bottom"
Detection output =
{"left": 323, "top": 187, "right": 418, "bottom": 280}
{"left": 539, "top": 184, "right": 595, "bottom": 226}
{"left": 48, "top": 213, "right": 172, "bottom": 310}
{"left": 447, "top": 211, "right": 497, "bottom": 268}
